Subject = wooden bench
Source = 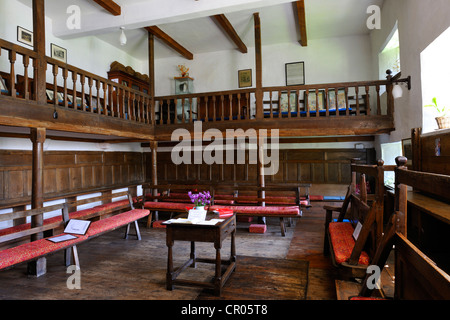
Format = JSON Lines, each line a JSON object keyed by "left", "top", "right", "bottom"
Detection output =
{"left": 341, "top": 156, "right": 450, "bottom": 300}
{"left": 323, "top": 160, "right": 387, "bottom": 279}
{"left": 0, "top": 190, "right": 139, "bottom": 241}
{"left": 141, "top": 183, "right": 308, "bottom": 236}
{"left": 0, "top": 192, "right": 150, "bottom": 276}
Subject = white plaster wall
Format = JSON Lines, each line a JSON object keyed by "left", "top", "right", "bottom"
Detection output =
{"left": 0, "top": 0, "right": 146, "bottom": 81}
{"left": 150, "top": 34, "right": 374, "bottom": 96}
{"left": 371, "top": 0, "right": 450, "bottom": 147}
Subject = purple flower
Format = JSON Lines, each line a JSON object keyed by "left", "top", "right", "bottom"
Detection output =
{"left": 189, "top": 190, "right": 211, "bottom": 206}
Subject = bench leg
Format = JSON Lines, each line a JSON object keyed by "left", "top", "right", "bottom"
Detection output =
{"left": 65, "top": 245, "right": 80, "bottom": 269}
{"left": 124, "top": 220, "right": 142, "bottom": 240}
{"left": 279, "top": 217, "right": 286, "bottom": 237}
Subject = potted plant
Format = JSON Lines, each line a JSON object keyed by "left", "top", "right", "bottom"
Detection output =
{"left": 424, "top": 97, "right": 449, "bottom": 129}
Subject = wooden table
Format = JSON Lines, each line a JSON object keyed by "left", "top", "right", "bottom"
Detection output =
{"left": 164, "top": 213, "right": 236, "bottom": 296}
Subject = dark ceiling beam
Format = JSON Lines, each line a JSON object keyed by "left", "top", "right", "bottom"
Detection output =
{"left": 211, "top": 14, "right": 247, "bottom": 53}
{"left": 92, "top": 0, "right": 121, "bottom": 16}
{"left": 294, "top": 0, "right": 307, "bottom": 46}
{"left": 145, "top": 26, "right": 194, "bottom": 60}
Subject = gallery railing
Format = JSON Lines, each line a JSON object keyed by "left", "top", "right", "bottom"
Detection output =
{"left": 0, "top": 38, "right": 154, "bottom": 125}
{"left": 153, "top": 74, "right": 406, "bottom": 126}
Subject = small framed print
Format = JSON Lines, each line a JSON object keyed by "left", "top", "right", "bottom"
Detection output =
{"left": 238, "top": 69, "right": 252, "bottom": 88}
{"left": 51, "top": 43, "right": 67, "bottom": 63}
{"left": 307, "top": 90, "right": 325, "bottom": 111}
{"left": 0, "top": 76, "right": 7, "bottom": 92}
{"left": 280, "top": 92, "right": 297, "bottom": 113}
{"left": 17, "top": 26, "right": 33, "bottom": 47}
{"left": 285, "top": 62, "right": 305, "bottom": 86}
{"left": 46, "top": 89, "right": 54, "bottom": 101}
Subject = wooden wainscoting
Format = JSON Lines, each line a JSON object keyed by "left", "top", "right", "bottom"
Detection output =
{"left": 0, "top": 150, "right": 144, "bottom": 208}
{"left": 148, "top": 148, "right": 375, "bottom": 185}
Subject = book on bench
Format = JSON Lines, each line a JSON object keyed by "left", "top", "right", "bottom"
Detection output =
{"left": 47, "top": 219, "right": 91, "bottom": 243}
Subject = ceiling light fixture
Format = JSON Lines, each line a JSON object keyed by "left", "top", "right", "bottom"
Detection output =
{"left": 120, "top": 27, "right": 127, "bottom": 46}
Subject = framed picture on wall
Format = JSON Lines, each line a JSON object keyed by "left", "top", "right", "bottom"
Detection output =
{"left": 51, "top": 43, "right": 67, "bottom": 63}
{"left": 238, "top": 69, "right": 252, "bottom": 88}
{"left": 17, "top": 26, "right": 33, "bottom": 47}
{"left": 285, "top": 61, "right": 305, "bottom": 86}
{"left": 307, "top": 90, "right": 325, "bottom": 111}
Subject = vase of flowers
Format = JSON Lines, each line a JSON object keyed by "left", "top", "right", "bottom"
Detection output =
{"left": 188, "top": 191, "right": 211, "bottom": 210}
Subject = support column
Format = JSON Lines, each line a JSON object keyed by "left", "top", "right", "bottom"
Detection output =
{"left": 29, "top": 127, "right": 46, "bottom": 276}
{"left": 33, "top": 0, "right": 46, "bottom": 104}
{"left": 253, "top": 12, "right": 263, "bottom": 120}
{"left": 257, "top": 131, "right": 265, "bottom": 224}
{"left": 148, "top": 32, "right": 156, "bottom": 125}
{"left": 148, "top": 141, "right": 158, "bottom": 225}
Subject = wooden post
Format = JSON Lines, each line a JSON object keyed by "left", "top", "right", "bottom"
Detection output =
{"left": 33, "top": 0, "right": 47, "bottom": 104}
{"left": 394, "top": 156, "right": 408, "bottom": 237}
{"left": 29, "top": 127, "right": 46, "bottom": 276}
{"left": 254, "top": 13, "right": 263, "bottom": 120}
{"left": 386, "top": 70, "right": 394, "bottom": 117}
{"left": 148, "top": 32, "right": 156, "bottom": 125}
{"left": 148, "top": 141, "right": 158, "bottom": 226}
{"left": 257, "top": 131, "right": 266, "bottom": 224}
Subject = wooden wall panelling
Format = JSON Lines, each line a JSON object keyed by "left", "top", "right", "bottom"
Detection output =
{"left": 152, "top": 148, "right": 375, "bottom": 185}
{"left": 0, "top": 150, "right": 144, "bottom": 208}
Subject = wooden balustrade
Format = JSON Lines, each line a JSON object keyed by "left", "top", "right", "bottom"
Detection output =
{"left": 153, "top": 79, "right": 395, "bottom": 126}
{"left": 45, "top": 56, "right": 152, "bottom": 124}
{"left": 154, "top": 88, "right": 255, "bottom": 125}
{"left": 0, "top": 38, "right": 153, "bottom": 125}
{"left": 0, "top": 39, "right": 38, "bottom": 101}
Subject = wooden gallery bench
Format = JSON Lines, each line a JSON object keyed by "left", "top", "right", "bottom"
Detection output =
{"left": 0, "top": 192, "right": 149, "bottom": 276}
{"left": 323, "top": 160, "right": 387, "bottom": 279}
{"left": 356, "top": 156, "right": 450, "bottom": 299}
{"left": 141, "top": 184, "right": 309, "bottom": 236}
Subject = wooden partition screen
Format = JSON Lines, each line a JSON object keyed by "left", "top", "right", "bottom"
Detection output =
{"left": 0, "top": 150, "right": 144, "bottom": 208}
{"left": 412, "top": 128, "right": 450, "bottom": 175}
{"left": 148, "top": 148, "right": 375, "bottom": 185}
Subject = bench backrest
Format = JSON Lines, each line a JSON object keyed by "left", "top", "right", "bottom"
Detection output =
{"left": 0, "top": 203, "right": 68, "bottom": 247}
{"left": 142, "top": 183, "right": 310, "bottom": 207}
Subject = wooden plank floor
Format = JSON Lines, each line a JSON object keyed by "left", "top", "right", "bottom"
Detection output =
{"left": 0, "top": 199, "right": 384, "bottom": 300}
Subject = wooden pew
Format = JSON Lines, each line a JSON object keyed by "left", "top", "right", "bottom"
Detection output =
{"left": 0, "top": 193, "right": 150, "bottom": 277}
{"left": 323, "top": 159, "right": 387, "bottom": 279}
{"left": 356, "top": 156, "right": 450, "bottom": 299}
{"left": 140, "top": 183, "right": 309, "bottom": 236}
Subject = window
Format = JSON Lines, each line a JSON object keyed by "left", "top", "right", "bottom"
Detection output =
{"left": 378, "top": 24, "right": 400, "bottom": 80}
{"left": 420, "top": 26, "right": 450, "bottom": 133}
{"left": 381, "top": 141, "right": 402, "bottom": 187}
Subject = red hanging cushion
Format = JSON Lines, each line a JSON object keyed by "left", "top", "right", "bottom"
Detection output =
{"left": 329, "top": 222, "right": 369, "bottom": 265}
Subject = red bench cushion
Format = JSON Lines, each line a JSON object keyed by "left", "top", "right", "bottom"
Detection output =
{"left": 87, "top": 209, "right": 149, "bottom": 237}
{"left": 328, "top": 222, "right": 369, "bottom": 265}
{"left": 210, "top": 205, "right": 300, "bottom": 216}
{"left": 144, "top": 201, "right": 192, "bottom": 211}
{"left": 0, "top": 234, "right": 87, "bottom": 270}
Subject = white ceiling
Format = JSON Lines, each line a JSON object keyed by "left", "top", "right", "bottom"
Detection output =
{"left": 19, "top": 0, "right": 384, "bottom": 61}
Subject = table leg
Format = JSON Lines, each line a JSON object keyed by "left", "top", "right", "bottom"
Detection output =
{"left": 190, "top": 241, "right": 196, "bottom": 268}
{"left": 166, "top": 239, "right": 174, "bottom": 290}
{"left": 214, "top": 242, "right": 222, "bottom": 296}
{"left": 231, "top": 227, "right": 236, "bottom": 264}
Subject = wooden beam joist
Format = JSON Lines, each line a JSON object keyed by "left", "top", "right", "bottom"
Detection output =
{"left": 212, "top": 14, "right": 247, "bottom": 54}
{"left": 92, "top": 0, "right": 121, "bottom": 16}
{"left": 294, "top": 0, "right": 307, "bottom": 47}
{"left": 145, "top": 26, "right": 193, "bottom": 60}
